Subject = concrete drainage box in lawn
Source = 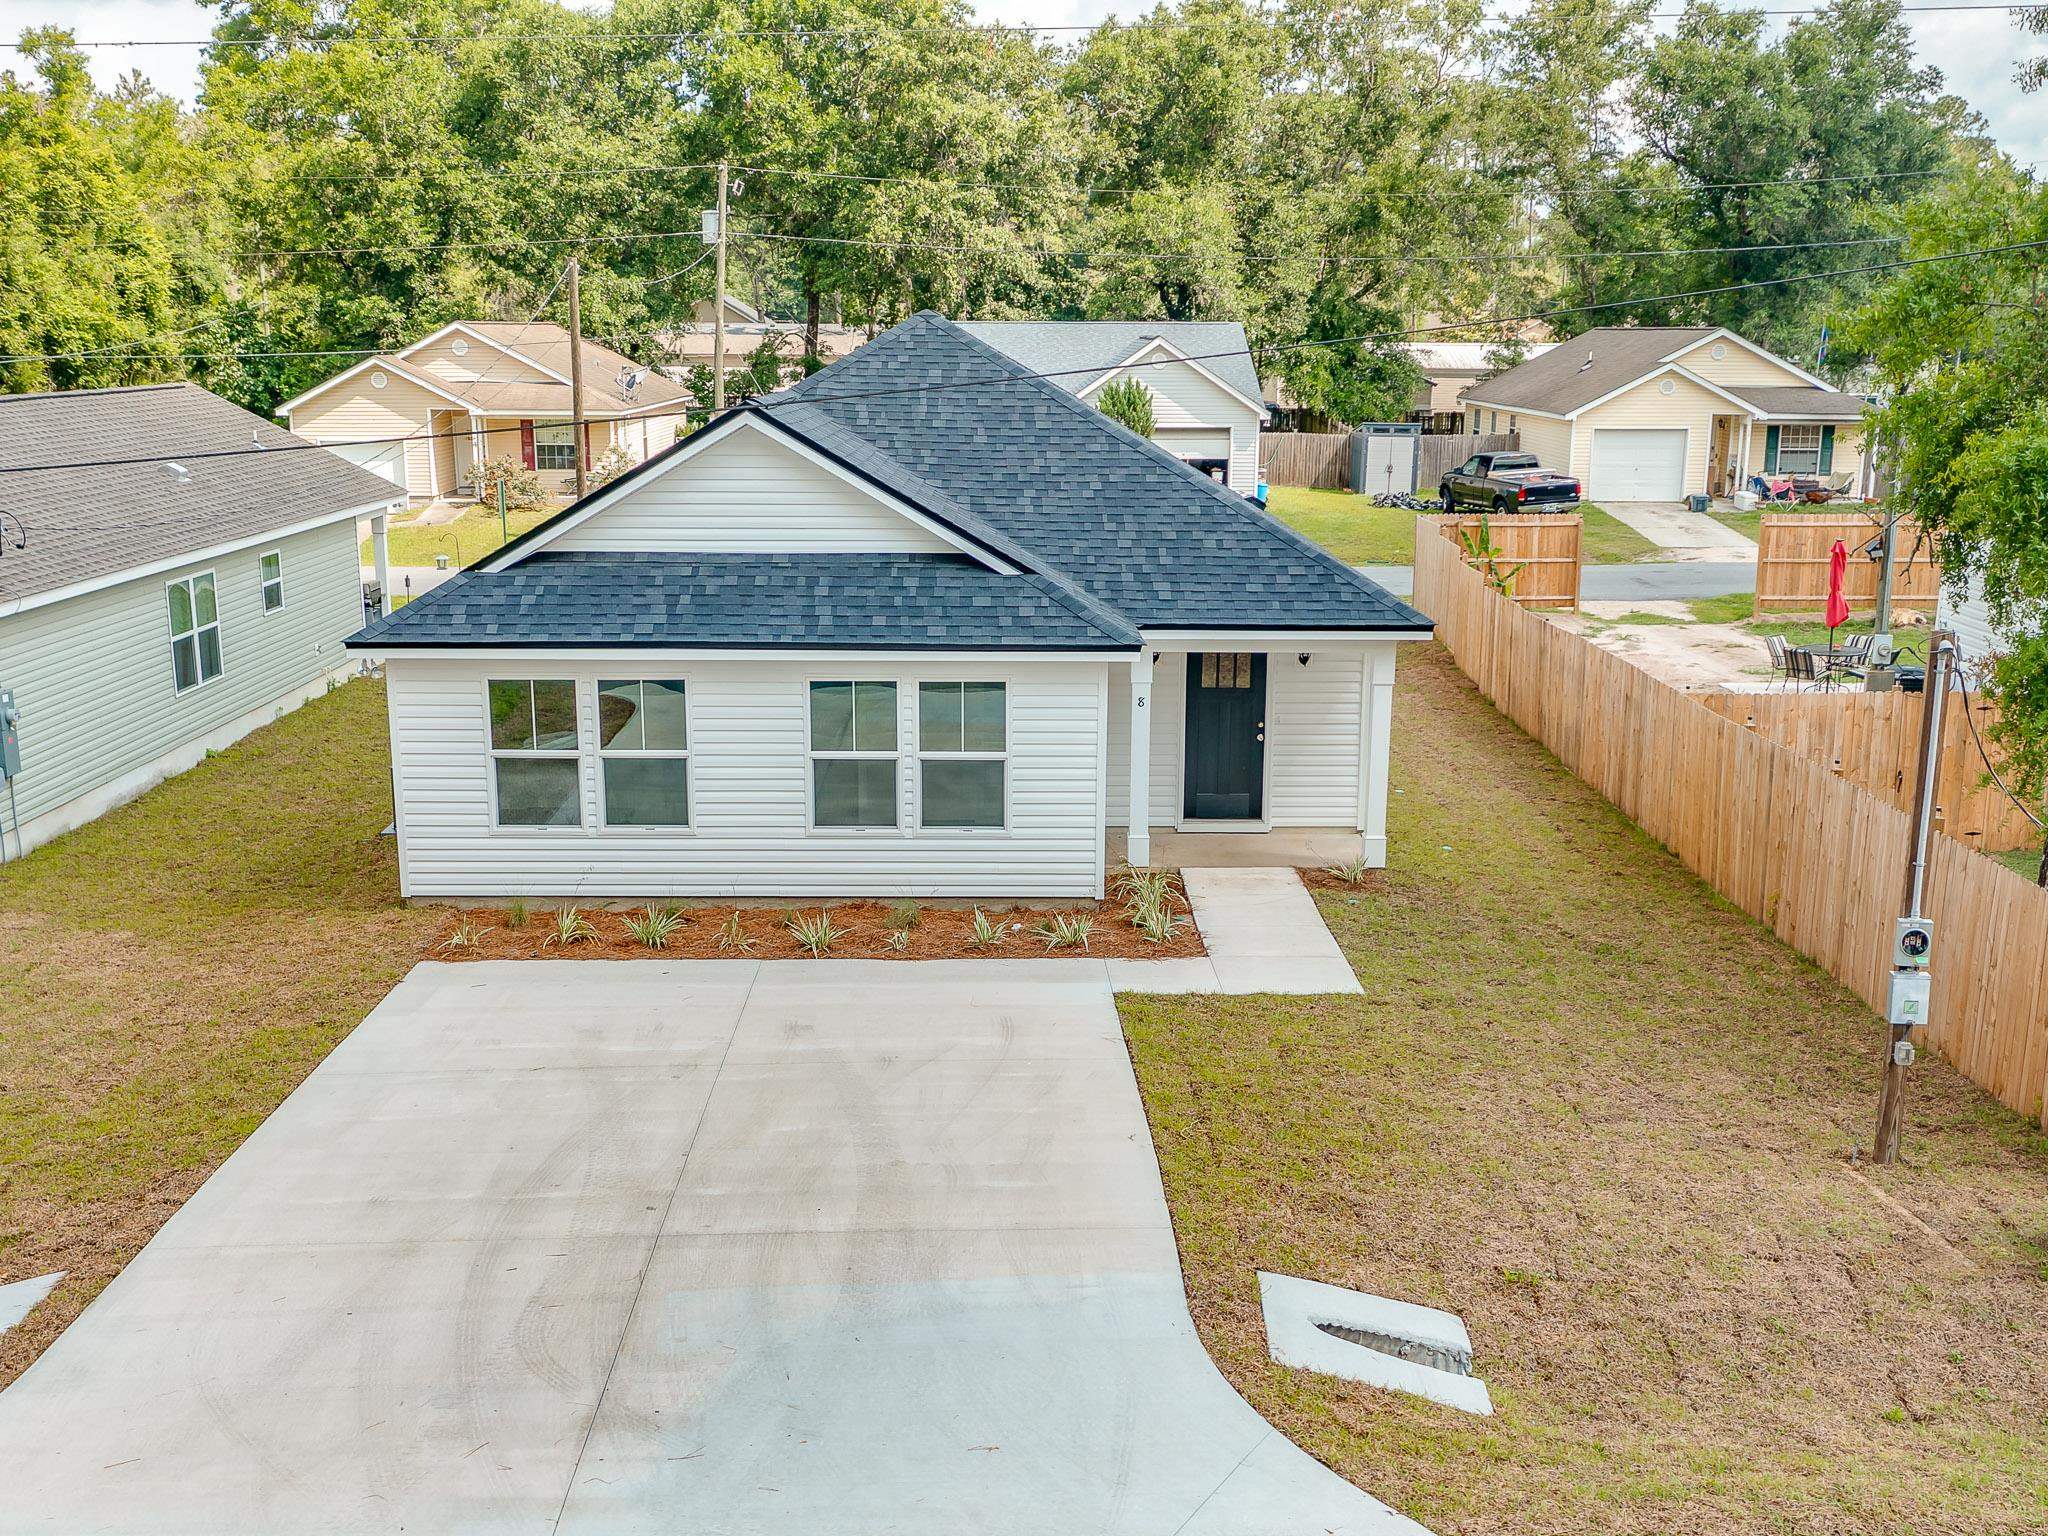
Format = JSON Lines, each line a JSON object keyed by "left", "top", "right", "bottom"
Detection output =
{"left": 1258, "top": 1271, "right": 1494, "bottom": 1416}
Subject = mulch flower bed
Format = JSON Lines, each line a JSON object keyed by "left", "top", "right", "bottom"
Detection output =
{"left": 1298, "top": 865, "right": 1388, "bottom": 895}
{"left": 426, "top": 885, "right": 1206, "bottom": 963}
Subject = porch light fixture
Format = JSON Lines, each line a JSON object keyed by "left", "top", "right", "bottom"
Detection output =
{"left": 1298, "top": 653, "right": 1311, "bottom": 666}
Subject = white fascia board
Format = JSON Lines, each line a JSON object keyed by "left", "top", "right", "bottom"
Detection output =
{"left": 0, "top": 494, "right": 398, "bottom": 620}
{"left": 1139, "top": 628, "right": 1426, "bottom": 649}
{"left": 278, "top": 355, "right": 477, "bottom": 417}
{"left": 1077, "top": 337, "right": 1267, "bottom": 417}
{"left": 1564, "top": 364, "right": 1761, "bottom": 420}
{"left": 479, "top": 412, "right": 1017, "bottom": 575}
{"left": 1659, "top": 328, "right": 1835, "bottom": 391}
{"left": 358, "top": 645, "right": 1136, "bottom": 662}
{"left": 1455, "top": 394, "right": 1570, "bottom": 420}
{"left": 399, "top": 322, "right": 573, "bottom": 386}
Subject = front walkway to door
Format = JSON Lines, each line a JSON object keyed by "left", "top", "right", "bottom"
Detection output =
{"left": 0, "top": 958, "right": 1415, "bottom": 1535}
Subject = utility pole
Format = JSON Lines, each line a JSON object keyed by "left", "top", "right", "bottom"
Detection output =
{"left": 1866, "top": 510, "right": 1896, "bottom": 690}
{"left": 566, "top": 254, "right": 588, "bottom": 501}
{"left": 713, "top": 158, "right": 729, "bottom": 413}
{"left": 1872, "top": 631, "right": 1954, "bottom": 1164}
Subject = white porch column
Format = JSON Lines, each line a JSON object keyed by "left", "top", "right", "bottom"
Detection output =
{"left": 1126, "top": 649, "right": 1154, "bottom": 869}
{"left": 1358, "top": 644, "right": 1396, "bottom": 868}
{"left": 371, "top": 509, "right": 392, "bottom": 617}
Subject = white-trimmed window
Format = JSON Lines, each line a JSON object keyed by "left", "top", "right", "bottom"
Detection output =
{"left": 597, "top": 679, "right": 690, "bottom": 827}
{"left": 809, "top": 680, "right": 899, "bottom": 828}
{"left": 1777, "top": 423, "right": 1824, "bottom": 475}
{"left": 166, "top": 571, "right": 222, "bottom": 692}
{"left": 918, "top": 681, "right": 1006, "bottom": 830}
{"left": 258, "top": 550, "right": 284, "bottom": 613}
{"left": 532, "top": 420, "right": 576, "bottom": 471}
{"left": 487, "top": 679, "right": 581, "bottom": 827}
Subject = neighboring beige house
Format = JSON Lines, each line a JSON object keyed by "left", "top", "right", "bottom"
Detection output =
{"left": 1400, "top": 341, "right": 1555, "bottom": 430}
{"left": 281, "top": 322, "right": 692, "bottom": 503}
{"left": 1459, "top": 326, "right": 1870, "bottom": 501}
{"left": 656, "top": 297, "right": 869, "bottom": 378}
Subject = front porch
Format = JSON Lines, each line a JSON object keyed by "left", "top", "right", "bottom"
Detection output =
{"left": 1108, "top": 825, "right": 1367, "bottom": 870}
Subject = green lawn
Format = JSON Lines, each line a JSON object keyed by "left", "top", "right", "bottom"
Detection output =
{"left": 359, "top": 503, "right": 561, "bottom": 568}
{"left": 1121, "top": 644, "right": 2048, "bottom": 1535}
{"left": 1708, "top": 505, "right": 1762, "bottom": 542}
{"left": 1265, "top": 487, "right": 1660, "bottom": 566}
{"left": 0, "top": 680, "right": 437, "bottom": 1389}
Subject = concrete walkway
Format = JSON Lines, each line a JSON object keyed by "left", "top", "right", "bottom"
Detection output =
{"left": 1110, "top": 867, "right": 1362, "bottom": 995}
{"left": 0, "top": 958, "right": 1413, "bottom": 1535}
{"left": 1598, "top": 501, "right": 1758, "bottom": 563}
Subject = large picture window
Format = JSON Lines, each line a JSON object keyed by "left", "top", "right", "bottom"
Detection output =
{"left": 488, "top": 678, "right": 581, "bottom": 827}
{"left": 1776, "top": 424, "right": 1824, "bottom": 476}
{"left": 167, "top": 572, "right": 222, "bottom": 692}
{"left": 918, "top": 681, "right": 1006, "bottom": 830}
{"left": 598, "top": 678, "right": 689, "bottom": 827}
{"left": 532, "top": 420, "right": 577, "bottom": 471}
{"left": 810, "top": 680, "right": 899, "bottom": 828}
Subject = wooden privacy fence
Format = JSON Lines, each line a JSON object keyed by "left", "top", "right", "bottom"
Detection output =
{"left": 1427, "top": 513, "right": 1582, "bottom": 611}
{"left": 1696, "top": 691, "right": 2041, "bottom": 855}
{"left": 1754, "top": 512, "right": 1939, "bottom": 615}
{"left": 1414, "top": 521, "right": 2048, "bottom": 1129}
{"left": 1261, "top": 432, "right": 1352, "bottom": 490}
{"left": 1416, "top": 432, "right": 1519, "bottom": 494}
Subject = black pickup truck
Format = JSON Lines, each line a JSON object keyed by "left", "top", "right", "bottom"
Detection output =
{"left": 1439, "top": 451, "right": 1582, "bottom": 513}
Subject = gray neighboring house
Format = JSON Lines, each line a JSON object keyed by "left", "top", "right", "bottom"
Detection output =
{"left": 0, "top": 383, "right": 404, "bottom": 857}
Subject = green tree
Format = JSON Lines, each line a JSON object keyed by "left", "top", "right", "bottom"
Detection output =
{"left": 1095, "top": 376, "right": 1155, "bottom": 437}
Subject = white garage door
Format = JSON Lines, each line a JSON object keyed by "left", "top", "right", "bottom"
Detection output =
{"left": 319, "top": 438, "right": 407, "bottom": 490}
{"left": 1589, "top": 428, "right": 1687, "bottom": 501}
{"left": 1154, "top": 427, "right": 1233, "bottom": 483}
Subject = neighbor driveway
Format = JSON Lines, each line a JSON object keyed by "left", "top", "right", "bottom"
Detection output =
{"left": 0, "top": 960, "right": 1418, "bottom": 1535}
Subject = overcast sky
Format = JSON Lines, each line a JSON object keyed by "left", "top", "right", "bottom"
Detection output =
{"left": 8, "top": 0, "right": 2048, "bottom": 167}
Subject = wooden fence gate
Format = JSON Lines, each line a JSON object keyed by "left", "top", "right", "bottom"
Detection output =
{"left": 1426, "top": 512, "right": 1582, "bottom": 610}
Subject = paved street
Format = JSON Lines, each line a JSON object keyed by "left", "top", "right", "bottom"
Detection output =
{"left": 0, "top": 959, "right": 1418, "bottom": 1536}
{"left": 1362, "top": 560, "right": 1757, "bottom": 605}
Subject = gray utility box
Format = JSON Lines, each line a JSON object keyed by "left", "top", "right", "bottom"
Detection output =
{"left": 1350, "top": 423, "right": 1422, "bottom": 497}
{"left": 0, "top": 687, "right": 19, "bottom": 780}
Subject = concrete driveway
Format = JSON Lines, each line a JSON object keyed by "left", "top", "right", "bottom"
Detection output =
{"left": 0, "top": 960, "right": 1419, "bottom": 1535}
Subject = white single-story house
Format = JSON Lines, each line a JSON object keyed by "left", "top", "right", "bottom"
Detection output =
{"left": 346, "top": 313, "right": 1429, "bottom": 900}
{"left": 958, "top": 321, "right": 1266, "bottom": 491}
{"left": 1459, "top": 326, "right": 1871, "bottom": 501}
{"left": 281, "top": 322, "right": 692, "bottom": 503}
{"left": 0, "top": 383, "right": 403, "bottom": 856}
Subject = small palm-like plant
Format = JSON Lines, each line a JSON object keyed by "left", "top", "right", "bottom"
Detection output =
{"left": 715, "top": 908, "right": 755, "bottom": 954}
{"left": 439, "top": 914, "right": 493, "bottom": 952}
{"left": 1129, "top": 901, "right": 1189, "bottom": 944}
{"left": 1455, "top": 513, "right": 1527, "bottom": 597}
{"left": 1114, "top": 865, "right": 1183, "bottom": 910}
{"left": 787, "top": 909, "right": 846, "bottom": 957}
{"left": 968, "top": 907, "right": 1003, "bottom": 948}
{"left": 1033, "top": 913, "right": 1094, "bottom": 951}
{"left": 884, "top": 927, "right": 911, "bottom": 953}
{"left": 505, "top": 898, "right": 529, "bottom": 928}
{"left": 544, "top": 905, "right": 598, "bottom": 948}
{"left": 623, "top": 905, "right": 683, "bottom": 948}
{"left": 1326, "top": 857, "right": 1372, "bottom": 886}
{"left": 887, "top": 898, "right": 923, "bottom": 930}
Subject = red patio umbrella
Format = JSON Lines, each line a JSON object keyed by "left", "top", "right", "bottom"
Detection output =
{"left": 1825, "top": 538, "right": 1851, "bottom": 685}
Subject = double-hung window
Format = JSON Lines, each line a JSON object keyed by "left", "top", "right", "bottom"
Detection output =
{"left": 167, "top": 572, "right": 222, "bottom": 692}
{"left": 918, "top": 682, "right": 1006, "bottom": 830}
{"left": 258, "top": 550, "right": 284, "bottom": 613}
{"left": 1776, "top": 423, "right": 1824, "bottom": 476}
{"left": 532, "top": 421, "right": 577, "bottom": 471}
{"left": 488, "top": 679, "right": 581, "bottom": 827}
{"left": 598, "top": 679, "right": 690, "bottom": 827}
{"left": 809, "top": 681, "right": 899, "bottom": 828}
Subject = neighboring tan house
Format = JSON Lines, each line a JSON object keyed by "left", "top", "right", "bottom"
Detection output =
{"left": 958, "top": 321, "right": 1266, "bottom": 491}
{"left": 281, "top": 322, "right": 692, "bottom": 503}
{"left": 656, "top": 296, "right": 870, "bottom": 378}
{"left": 345, "top": 312, "right": 1429, "bottom": 900}
{"left": 0, "top": 383, "right": 403, "bottom": 856}
{"left": 1400, "top": 340, "right": 1555, "bottom": 431}
{"left": 1459, "top": 326, "right": 1870, "bottom": 502}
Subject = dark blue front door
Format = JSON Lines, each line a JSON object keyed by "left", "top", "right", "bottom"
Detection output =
{"left": 1182, "top": 652, "right": 1266, "bottom": 820}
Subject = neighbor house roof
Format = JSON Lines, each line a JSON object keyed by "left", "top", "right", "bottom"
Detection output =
{"left": 1721, "top": 384, "right": 1869, "bottom": 421}
{"left": 354, "top": 312, "right": 1429, "bottom": 651}
{"left": 0, "top": 382, "right": 402, "bottom": 613}
{"left": 956, "top": 321, "right": 1265, "bottom": 409}
{"left": 1459, "top": 326, "right": 1865, "bottom": 421}
{"left": 1401, "top": 341, "right": 1556, "bottom": 374}
{"left": 352, "top": 552, "right": 1140, "bottom": 651}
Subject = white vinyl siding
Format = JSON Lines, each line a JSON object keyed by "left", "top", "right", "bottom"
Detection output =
{"left": 383, "top": 655, "right": 1106, "bottom": 897}
{"left": 1508, "top": 415, "right": 1573, "bottom": 478}
{"left": 1094, "top": 355, "right": 1261, "bottom": 491}
{"left": 1104, "top": 646, "right": 1380, "bottom": 828}
{"left": 544, "top": 421, "right": 955, "bottom": 555}
{"left": 0, "top": 517, "right": 364, "bottom": 849}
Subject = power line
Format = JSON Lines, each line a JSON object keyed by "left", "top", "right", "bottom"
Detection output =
{"left": 9, "top": 233, "right": 2045, "bottom": 480}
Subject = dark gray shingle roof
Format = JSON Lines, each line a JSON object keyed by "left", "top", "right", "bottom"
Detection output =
{"left": 350, "top": 552, "right": 1139, "bottom": 650}
{"left": 0, "top": 382, "right": 402, "bottom": 608}
{"left": 957, "top": 321, "right": 1265, "bottom": 406}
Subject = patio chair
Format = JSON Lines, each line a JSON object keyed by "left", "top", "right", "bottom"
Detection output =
{"left": 1838, "top": 632, "right": 1875, "bottom": 663}
{"left": 1785, "top": 645, "right": 1825, "bottom": 691}
{"left": 1763, "top": 634, "right": 1792, "bottom": 690}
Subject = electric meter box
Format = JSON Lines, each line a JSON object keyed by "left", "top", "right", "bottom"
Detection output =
{"left": 1892, "top": 917, "right": 1934, "bottom": 968}
{"left": 1887, "top": 970, "right": 1932, "bottom": 1031}
{"left": 0, "top": 687, "right": 19, "bottom": 780}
